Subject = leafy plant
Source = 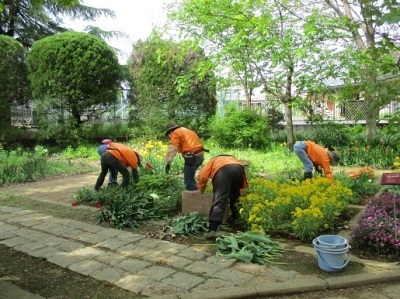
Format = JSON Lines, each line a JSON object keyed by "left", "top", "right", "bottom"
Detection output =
{"left": 73, "top": 188, "right": 100, "bottom": 206}
{"left": 335, "top": 171, "right": 379, "bottom": 202}
{"left": 215, "top": 231, "right": 284, "bottom": 265}
{"left": 75, "top": 172, "right": 182, "bottom": 229}
{"left": 97, "top": 190, "right": 159, "bottom": 229}
{"left": 167, "top": 212, "right": 208, "bottom": 237}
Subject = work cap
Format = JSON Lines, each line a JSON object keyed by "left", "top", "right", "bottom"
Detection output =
{"left": 327, "top": 150, "right": 340, "bottom": 166}
{"left": 165, "top": 122, "right": 180, "bottom": 135}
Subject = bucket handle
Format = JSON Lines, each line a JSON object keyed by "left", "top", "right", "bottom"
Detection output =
{"left": 316, "top": 249, "right": 350, "bottom": 270}
{"left": 313, "top": 238, "right": 347, "bottom": 249}
{"left": 313, "top": 239, "right": 336, "bottom": 249}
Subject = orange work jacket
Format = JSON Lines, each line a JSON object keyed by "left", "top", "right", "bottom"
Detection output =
{"left": 106, "top": 143, "right": 140, "bottom": 169}
{"left": 197, "top": 155, "right": 249, "bottom": 192}
{"left": 305, "top": 140, "right": 333, "bottom": 182}
{"left": 169, "top": 127, "right": 204, "bottom": 157}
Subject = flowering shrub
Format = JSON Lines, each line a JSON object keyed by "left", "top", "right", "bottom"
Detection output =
{"left": 136, "top": 140, "right": 183, "bottom": 175}
{"left": 238, "top": 177, "right": 353, "bottom": 240}
{"left": 351, "top": 192, "right": 400, "bottom": 254}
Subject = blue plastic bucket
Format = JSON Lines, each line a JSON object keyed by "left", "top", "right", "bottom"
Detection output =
{"left": 314, "top": 247, "right": 350, "bottom": 272}
{"left": 316, "top": 235, "right": 348, "bottom": 249}
{"left": 312, "top": 235, "right": 350, "bottom": 272}
{"left": 312, "top": 238, "right": 350, "bottom": 252}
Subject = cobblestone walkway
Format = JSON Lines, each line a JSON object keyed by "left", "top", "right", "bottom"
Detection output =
{"left": 1, "top": 171, "right": 400, "bottom": 298}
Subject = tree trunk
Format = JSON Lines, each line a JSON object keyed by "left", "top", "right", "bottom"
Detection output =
{"left": 0, "top": 102, "right": 12, "bottom": 129}
{"left": 285, "top": 102, "right": 295, "bottom": 150}
{"left": 364, "top": 95, "right": 379, "bottom": 141}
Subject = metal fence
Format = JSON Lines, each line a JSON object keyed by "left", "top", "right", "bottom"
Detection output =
{"left": 11, "top": 99, "right": 398, "bottom": 128}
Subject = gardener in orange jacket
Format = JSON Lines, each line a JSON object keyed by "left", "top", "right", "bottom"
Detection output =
{"left": 97, "top": 139, "right": 118, "bottom": 187}
{"left": 192, "top": 155, "right": 249, "bottom": 239}
{"left": 293, "top": 140, "right": 340, "bottom": 182}
{"left": 95, "top": 141, "right": 142, "bottom": 191}
{"left": 164, "top": 122, "right": 206, "bottom": 190}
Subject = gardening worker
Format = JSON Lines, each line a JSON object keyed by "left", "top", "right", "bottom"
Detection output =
{"left": 293, "top": 140, "right": 340, "bottom": 182}
{"left": 97, "top": 139, "right": 118, "bottom": 187}
{"left": 192, "top": 155, "right": 249, "bottom": 239}
{"left": 164, "top": 122, "right": 206, "bottom": 190}
{"left": 95, "top": 141, "right": 142, "bottom": 191}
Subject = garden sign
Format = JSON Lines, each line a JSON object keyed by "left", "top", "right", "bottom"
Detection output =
{"left": 380, "top": 173, "right": 400, "bottom": 185}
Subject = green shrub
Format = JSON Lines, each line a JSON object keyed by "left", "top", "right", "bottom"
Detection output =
{"left": 296, "top": 122, "right": 351, "bottom": 148}
{"left": 209, "top": 105, "right": 271, "bottom": 149}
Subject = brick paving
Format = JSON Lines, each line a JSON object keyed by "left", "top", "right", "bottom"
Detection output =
{"left": 1, "top": 171, "right": 400, "bottom": 298}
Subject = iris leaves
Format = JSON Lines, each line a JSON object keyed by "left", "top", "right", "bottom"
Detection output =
{"left": 215, "top": 232, "right": 285, "bottom": 265}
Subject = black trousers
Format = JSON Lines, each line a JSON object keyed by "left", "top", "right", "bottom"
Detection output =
{"left": 95, "top": 152, "right": 137, "bottom": 190}
{"left": 209, "top": 164, "right": 245, "bottom": 223}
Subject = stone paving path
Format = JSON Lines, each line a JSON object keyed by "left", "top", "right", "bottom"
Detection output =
{"left": 1, "top": 171, "right": 400, "bottom": 299}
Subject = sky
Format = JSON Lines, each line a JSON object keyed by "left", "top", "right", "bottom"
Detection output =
{"left": 65, "top": 0, "right": 175, "bottom": 63}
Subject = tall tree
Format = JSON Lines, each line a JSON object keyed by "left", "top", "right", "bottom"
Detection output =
{"left": 313, "top": 0, "right": 400, "bottom": 141}
{"left": 0, "top": 35, "right": 28, "bottom": 129}
{"left": 128, "top": 32, "right": 217, "bottom": 138}
{"left": 27, "top": 31, "right": 122, "bottom": 144}
{"left": 168, "top": 0, "right": 336, "bottom": 149}
{"left": 0, "top": 0, "right": 115, "bottom": 47}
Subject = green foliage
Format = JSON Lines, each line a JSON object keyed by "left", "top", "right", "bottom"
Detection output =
{"left": 96, "top": 188, "right": 160, "bottom": 229}
{"left": 75, "top": 173, "right": 182, "bottom": 229}
{"left": 266, "top": 108, "right": 284, "bottom": 134}
{"left": 335, "top": 172, "right": 380, "bottom": 203}
{"left": 295, "top": 122, "right": 351, "bottom": 148}
{"left": 1, "top": 0, "right": 115, "bottom": 48}
{"left": 209, "top": 105, "right": 270, "bottom": 149}
{"left": 127, "top": 33, "right": 216, "bottom": 138}
{"left": 0, "top": 127, "right": 35, "bottom": 146}
{"left": 0, "top": 143, "right": 99, "bottom": 185}
{"left": 0, "top": 35, "right": 28, "bottom": 128}
{"left": 215, "top": 232, "right": 284, "bottom": 265}
{"left": 86, "top": 121, "right": 130, "bottom": 141}
{"left": 26, "top": 31, "right": 122, "bottom": 145}
{"left": 167, "top": 212, "right": 208, "bottom": 237}
{"left": 0, "top": 145, "right": 50, "bottom": 184}
{"left": 62, "top": 145, "right": 98, "bottom": 160}
{"left": 340, "top": 143, "right": 397, "bottom": 168}
{"left": 134, "top": 173, "right": 183, "bottom": 209}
